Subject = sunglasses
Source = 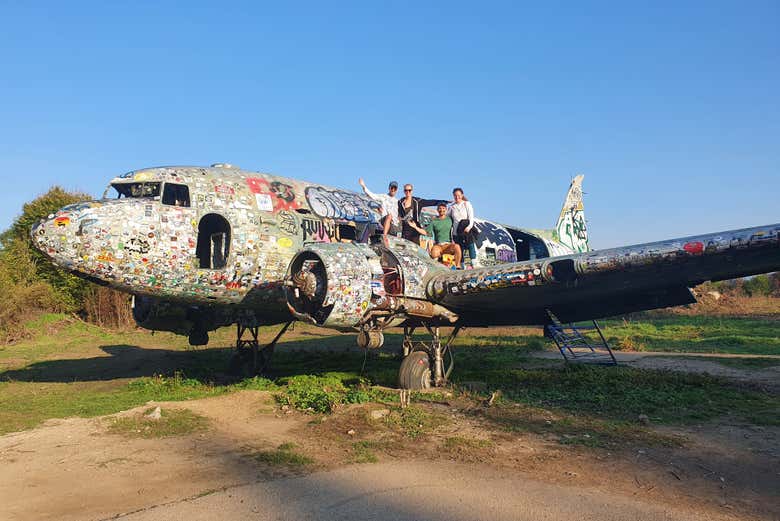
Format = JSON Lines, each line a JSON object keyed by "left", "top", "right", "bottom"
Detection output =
{"left": 404, "top": 188, "right": 412, "bottom": 192}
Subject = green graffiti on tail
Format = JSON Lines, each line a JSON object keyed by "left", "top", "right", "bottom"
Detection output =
{"left": 555, "top": 175, "right": 589, "bottom": 253}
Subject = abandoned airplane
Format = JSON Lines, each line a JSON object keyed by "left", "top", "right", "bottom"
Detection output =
{"left": 31, "top": 164, "right": 780, "bottom": 388}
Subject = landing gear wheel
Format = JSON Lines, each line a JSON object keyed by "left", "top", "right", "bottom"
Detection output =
{"left": 398, "top": 351, "right": 432, "bottom": 390}
{"left": 357, "top": 329, "right": 384, "bottom": 349}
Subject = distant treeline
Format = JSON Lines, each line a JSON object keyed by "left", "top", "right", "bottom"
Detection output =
{"left": 0, "top": 187, "right": 132, "bottom": 342}
{"left": 707, "top": 273, "right": 779, "bottom": 298}
{"left": 0, "top": 188, "right": 777, "bottom": 343}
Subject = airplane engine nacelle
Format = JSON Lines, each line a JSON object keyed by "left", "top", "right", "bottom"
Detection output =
{"left": 285, "top": 243, "right": 384, "bottom": 329}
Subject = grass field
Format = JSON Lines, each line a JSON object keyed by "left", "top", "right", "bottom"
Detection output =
{"left": 0, "top": 312, "right": 778, "bottom": 440}
{"left": 594, "top": 314, "right": 780, "bottom": 355}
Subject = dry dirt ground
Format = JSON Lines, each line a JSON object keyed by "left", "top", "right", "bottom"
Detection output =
{"left": 1, "top": 387, "right": 778, "bottom": 521}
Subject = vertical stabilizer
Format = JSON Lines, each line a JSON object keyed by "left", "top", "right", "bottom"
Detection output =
{"left": 555, "top": 175, "right": 589, "bottom": 253}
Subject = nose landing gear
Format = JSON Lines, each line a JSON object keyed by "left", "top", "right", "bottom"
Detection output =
{"left": 398, "top": 324, "right": 462, "bottom": 390}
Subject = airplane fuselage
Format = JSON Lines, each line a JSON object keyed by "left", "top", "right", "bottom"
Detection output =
{"left": 31, "top": 164, "right": 577, "bottom": 311}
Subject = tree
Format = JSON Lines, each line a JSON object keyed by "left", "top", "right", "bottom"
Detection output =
{"left": 0, "top": 186, "right": 92, "bottom": 311}
{"left": 742, "top": 274, "right": 772, "bottom": 297}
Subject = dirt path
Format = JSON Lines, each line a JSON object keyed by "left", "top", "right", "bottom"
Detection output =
{"left": 1, "top": 390, "right": 776, "bottom": 521}
{"left": 114, "top": 461, "right": 735, "bottom": 521}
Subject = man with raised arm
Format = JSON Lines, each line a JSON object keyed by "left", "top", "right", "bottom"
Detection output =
{"left": 359, "top": 178, "right": 400, "bottom": 237}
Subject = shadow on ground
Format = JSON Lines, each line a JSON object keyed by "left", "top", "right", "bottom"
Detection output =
{"left": 0, "top": 335, "right": 410, "bottom": 386}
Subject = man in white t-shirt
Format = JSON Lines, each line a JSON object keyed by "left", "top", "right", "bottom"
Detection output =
{"left": 359, "top": 178, "right": 400, "bottom": 236}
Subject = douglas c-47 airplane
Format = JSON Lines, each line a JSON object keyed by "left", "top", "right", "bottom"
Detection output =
{"left": 31, "top": 164, "right": 780, "bottom": 388}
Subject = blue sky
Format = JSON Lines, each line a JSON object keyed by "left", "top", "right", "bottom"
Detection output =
{"left": 1, "top": 1, "right": 777, "bottom": 249}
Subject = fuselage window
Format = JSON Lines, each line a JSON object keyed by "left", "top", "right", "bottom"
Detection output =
{"left": 196, "top": 214, "right": 231, "bottom": 269}
{"left": 108, "top": 182, "right": 161, "bottom": 199}
{"left": 162, "top": 183, "right": 190, "bottom": 207}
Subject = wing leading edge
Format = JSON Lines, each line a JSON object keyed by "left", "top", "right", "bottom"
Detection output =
{"left": 425, "top": 223, "right": 780, "bottom": 326}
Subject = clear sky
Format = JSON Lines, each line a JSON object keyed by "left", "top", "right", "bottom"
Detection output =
{"left": 1, "top": 1, "right": 777, "bottom": 249}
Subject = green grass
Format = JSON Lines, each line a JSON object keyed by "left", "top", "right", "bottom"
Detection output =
{"left": 351, "top": 440, "right": 380, "bottom": 463}
{"left": 483, "top": 403, "right": 684, "bottom": 448}
{"left": 251, "top": 442, "right": 313, "bottom": 466}
{"left": 1, "top": 313, "right": 778, "bottom": 441}
{"left": 382, "top": 405, "right": 449, "bottom": 439}
{"left": 593, "top": 315, "right": 780, "bottom": 355}
{"left": 107, "top": 407, "right": 209, "bottom": 438}
{"left": 464, "top": 365, "right": 780, "bottom": 425}
{"left": 442, "top": 436, "right": 493, "bottom": 450}
{"left": 0, "top": 373, "right": 277, "bottom": 435}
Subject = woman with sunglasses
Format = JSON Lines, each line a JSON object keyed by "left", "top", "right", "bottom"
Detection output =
{"left": 395, "top": 184, "right": 445, "bottom": 246}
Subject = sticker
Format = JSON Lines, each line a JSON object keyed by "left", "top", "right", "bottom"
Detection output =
{"left": 255, "top": 193, "right": 273, "bottom": 211}
{"left": 683, "top": 241, "right": 704, "bottom": 255}
{"left": 277, "top": 237, "right": 293, "bottom": 248}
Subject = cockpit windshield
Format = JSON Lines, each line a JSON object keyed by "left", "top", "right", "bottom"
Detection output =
{"left": 105, "top": 182, "right": 161, "bottom": 199}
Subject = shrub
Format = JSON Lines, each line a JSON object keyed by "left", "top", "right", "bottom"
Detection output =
{"left": 279, "top": 374, "right": 371, "bottom": 413}
{"left": 743, "top": 275, "right": 772, "bottom": 297}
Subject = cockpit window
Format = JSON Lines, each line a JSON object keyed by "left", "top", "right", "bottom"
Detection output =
{"left": 162, "top": 183, "right": 190, "bottom": 207}
{"left": 109, "top": 182, "right": 161, "bottom": 199}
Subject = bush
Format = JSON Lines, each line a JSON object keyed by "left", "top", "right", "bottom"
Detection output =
{"left": 1, "top": 186, "right": 93, "bottom": 311}
{"left": 743, "top": 275, "right": 772, "bottom": 297}
{"left": 279, "top": 374, "right": 371, "bottom": 413}
{"left": 0, "top": 187, "right": 133, "bottom": 341}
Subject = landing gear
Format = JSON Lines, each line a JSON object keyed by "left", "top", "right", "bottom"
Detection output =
{"left": 397, "top": 324, "right": 462, "bottom": 389}
{"left": 228, "top": 321, "right": 293, "bottom": 378}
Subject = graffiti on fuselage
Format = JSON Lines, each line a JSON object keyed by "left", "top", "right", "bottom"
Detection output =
{"left": 305, "top": 186, "right": 381, "bottom": 223}
{"left": 277, "top": 210, "right": 298, "bottom": 235}
{"left": 301, "top": 217, "right": 336, "bottom": 243}
{"left": 124, "top": 237, "right": 151, "bottom": 255}
{"left": 246, "top": 177, "right": 302, "bottom": 212}
{"left": 474, "top": 220, "right": 517, "bottom": 265}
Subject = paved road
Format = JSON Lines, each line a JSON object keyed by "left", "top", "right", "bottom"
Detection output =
{"left": 112, "top": 461, "right": 729, "bottom": 521}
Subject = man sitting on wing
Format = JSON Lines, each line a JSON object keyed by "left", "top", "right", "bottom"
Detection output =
{"left": 358, "top": 178, "right": 400, "bottom": 236}
{"left": 425, "top": 202, "right": 462, "bottom": 268}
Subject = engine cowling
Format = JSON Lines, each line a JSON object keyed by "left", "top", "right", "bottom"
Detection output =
{"left": 285, "top": 240, "right": 457, "bottom": 329}
{"left": 285, "top": 243, "right": 383, "bottom": 328}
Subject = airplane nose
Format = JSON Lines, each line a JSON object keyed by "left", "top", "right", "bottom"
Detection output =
{"left": 30, "top": 210, "right": 82, "bottom": 268}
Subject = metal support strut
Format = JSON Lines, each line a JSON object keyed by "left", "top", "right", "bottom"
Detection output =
{"left": 231, "top": 321, "right": 293, "bottom": 376}
{"left": 401, "top": 324, "right": 462, "bottom": 387}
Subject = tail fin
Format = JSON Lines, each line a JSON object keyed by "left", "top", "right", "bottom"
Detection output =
{"left": 555, "top": 174, "right": 589, "bottom": 253}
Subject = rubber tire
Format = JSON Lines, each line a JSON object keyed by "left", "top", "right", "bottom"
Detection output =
{"left": 398, "top": 351, "right": 432, "bottom": 390}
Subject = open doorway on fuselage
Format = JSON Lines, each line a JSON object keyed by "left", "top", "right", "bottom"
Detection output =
{"left": 196, "top": 214, "right": 231, "bottom": 269}
{"left": 506, "top": 229, "right": 550, "bottom": 262}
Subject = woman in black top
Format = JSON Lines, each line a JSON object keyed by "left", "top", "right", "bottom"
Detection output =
{"left": 394, "top": 184, "right": 445, "bottom": 245}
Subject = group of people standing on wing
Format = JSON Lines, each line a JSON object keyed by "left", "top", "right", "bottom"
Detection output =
{"left": 358, "top": 178, "right": 479, "bottom": 269}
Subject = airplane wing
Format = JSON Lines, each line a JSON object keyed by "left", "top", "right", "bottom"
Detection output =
{"left": 426, "top": 223, "right": 780, "bottom": 326}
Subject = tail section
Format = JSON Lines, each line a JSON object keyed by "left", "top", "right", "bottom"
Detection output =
{"left": 555, "top": 174, "right": 589, "bottom": 253}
